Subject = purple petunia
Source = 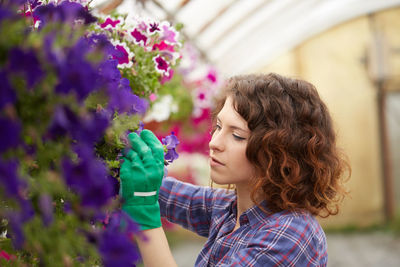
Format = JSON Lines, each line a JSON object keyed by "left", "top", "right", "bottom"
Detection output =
{"left": 33, "top": 1, "right": 96, "bottom": 27}
{"left": 99, "top": 60, "right": 148, "bottom": 115}
{"left": 0, "top": 117, "right": 21, "bottom": 153}
{"left": 162, "top": 133, "right": 180, "bottom": 164}
{"left": 99, "top": 211, "right": 140, "bottom": 267}
{"left": 6, "top": 198, "right": 34, "bottom": 249}
{"left": 47, "top": 106, "right": 108, "bottom": 145}
{"left": 62, "top": 145, "right": 113, "bottom": 208}
{"left": 0, "top": 70, "right": 16, "bottom": 109}
{"left": 54, "top": 37, "right": 102, "bottom": 101}
{"left": 8, "top": 48, "right": 44, "bottom": 88}
{"left": 0, "top": 159, "right": 23, "bottom": 197}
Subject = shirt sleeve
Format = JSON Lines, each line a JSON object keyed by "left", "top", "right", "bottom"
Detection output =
{"left": 158, "top": 177, "right": 216, "bottom": 237}
{"left": 218, "top": 216, "right": 327, "bottom": 267}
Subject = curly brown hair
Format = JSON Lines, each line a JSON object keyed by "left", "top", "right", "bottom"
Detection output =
{"left": 212, "top": 73, "right": 350, "bottom": 217}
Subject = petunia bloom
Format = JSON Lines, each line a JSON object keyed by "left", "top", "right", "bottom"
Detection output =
{"left": 160, "top": 22, "right": 179, "bottom": 45}
{"left": 130, "top": 28, "right": 147, "bottom": 46}
{"left": 153, "top": 55, "right": 169, "bottom": 75}
{"left": 110, "top": 40, "right": 134, "bottom": 68}
{"left": 99, "top": 16, "right": 121, "bottom": 29}
{"left": 162, "top": 133, "right": 180, "bottom": 164}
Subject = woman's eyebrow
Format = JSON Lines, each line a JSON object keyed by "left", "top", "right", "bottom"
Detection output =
{"left": 216, "top": 117, "right": 248, "bottom": 133}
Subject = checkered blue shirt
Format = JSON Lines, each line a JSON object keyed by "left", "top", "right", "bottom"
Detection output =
{"left": 159, "top": 177, "right": 328, "bottom": 267}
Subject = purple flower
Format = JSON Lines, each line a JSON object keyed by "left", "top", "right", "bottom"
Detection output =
{"left": 130, "top": 28, "right": 147, "bottom": 46}
{"left": 107, "top": 175, "right": 119, "bottom": 197}
{"left": 0, "top": 117, "right": 21, "bottom": 153}
{"left": 71, "top": 111, "right": 109, "bottom": 145}
{"left": 164, "top": 148, "right": 179, "bottom": 164}
{"left": 162, "top": 133, "right": 179, "bottom": 149}
{"left": 162, "top": 133, "right": 179, "bottom": 164}
{"left": 62, "top": 145, "right": 113, "bottom": 208}
{"left": 0, "top": 6, "right": 13, "bottom": 22}
{"left": 87, "top": 33, "right": 115, "bottom": 56}
{"left": 55, "top": 37, "right": 102, "bottom": 101}
{"left": 33, "top": 1, "right": 96, "bottom": 27}
{"left": 0, "top": 70, "right": 16, "bottom": 109}
{"left": 47, "top": 105, "right": 109, "bottom": 145}
{"left": 153, "top": 55, "right": 169, "bottom": 75}
{"left": 7, "top": 198, "right": 34, "bottom": 249}
{"left": 47, "top": 105, "right": 76, "bottom": 138}
{"left": 8, "top": 48, "right": 44, "bottom": 88}
{"left": 98, "top": 59, "right": 121, "bottom": 83}
{"left": 99, "top": 212, "right": 140, "bottom": 267}
{"left": 99, "top": 230, "right": 139, "bottom": 267}
{"left": 39, "top": 194, "right": 53, "bottom": 226}
{"left": 0, "top": 159, "right": 23, "bottom": 197}
{"left": 108, "top": 78, "right": 148, "bottom": 115}
{"left": 7, "top": 213, "right": 25, "bottom": 249}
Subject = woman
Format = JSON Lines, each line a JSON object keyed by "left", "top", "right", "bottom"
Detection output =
{"left": 119, "top": 73, "right": 349, "bottom": 266}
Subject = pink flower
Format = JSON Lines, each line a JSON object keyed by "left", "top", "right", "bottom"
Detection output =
{"left": 130, "top": 28, "right": 147, "bottom": 46}
{"left": 149, "top": 93, "right": 157, "bottom": 102}
{"left": 153, "top": 55, "right": 169, "bottom": 75}
{"left": 206, "top": 68, "right": 218, "bottom": 83}
{"left": 0, "top": 250, "right": 16, "bottom": 261}
{"left": 99, "top": 17, "right": 121, "bottom": 29}
{"left": 152, "top": 41, "right": 175, "bottom": 52}
{"left": 111, "top": 41, "right": 134, "bottom": 68}
{"left": 161, "top": 68, "right": 174, "bottom": 84}
{"left": 160, "top": 22, "right": 179, "bottom": 45}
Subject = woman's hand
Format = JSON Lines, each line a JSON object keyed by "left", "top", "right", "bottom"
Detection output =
{"left": 120, "top": 129, "right": 164, "bottom": 230}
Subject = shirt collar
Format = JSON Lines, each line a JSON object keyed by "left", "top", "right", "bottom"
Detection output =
{"left": 229, "top": 198, "right": 273, "bottom": 227}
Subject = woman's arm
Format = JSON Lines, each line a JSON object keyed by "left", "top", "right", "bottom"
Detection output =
{"left": 135, "top": 227, "right": 178, "bottom": 267}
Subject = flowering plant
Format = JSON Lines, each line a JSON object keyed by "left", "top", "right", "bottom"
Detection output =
{"left": 0, "top": 0, "right": 182, "bottom": 266}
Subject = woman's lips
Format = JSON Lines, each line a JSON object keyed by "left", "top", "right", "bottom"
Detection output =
{"left": 210, "top": 157, "right": 224, "bottom": 167}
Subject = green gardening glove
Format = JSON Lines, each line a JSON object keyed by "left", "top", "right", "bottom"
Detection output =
{"left": 119, "top": 129, "right": 165, "bottom": 230}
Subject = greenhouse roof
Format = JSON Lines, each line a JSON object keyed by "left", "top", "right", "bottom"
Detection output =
{"left": 92, "top": 0, "right": 400, "bottom": 76}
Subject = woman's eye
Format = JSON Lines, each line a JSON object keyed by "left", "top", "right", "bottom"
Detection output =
{"left": 211, "top": 124, "right": 221, "bottom": 135}
{"left": 233, "top": 134, "right": 245, "bottom": 141}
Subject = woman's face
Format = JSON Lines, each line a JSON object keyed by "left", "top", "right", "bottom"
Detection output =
{"left": 209, "top": 96, "right": 256, "bottom": 186}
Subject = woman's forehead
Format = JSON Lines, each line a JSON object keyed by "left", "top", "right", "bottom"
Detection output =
{"left": 217, "top": 96, "right": 249, "bottom": 132}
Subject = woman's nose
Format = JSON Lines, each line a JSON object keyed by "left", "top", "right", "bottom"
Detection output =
{"left": 209, "top": 131, "right": 224, "bottom": 152}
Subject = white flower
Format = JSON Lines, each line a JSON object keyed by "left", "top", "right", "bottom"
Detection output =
{"left": 143, "top": 95, "right": 178, "bottom": 122}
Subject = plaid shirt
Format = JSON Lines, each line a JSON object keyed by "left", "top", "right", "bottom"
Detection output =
{"left": 159, "top": 177, "right": 328, "bottom": 267}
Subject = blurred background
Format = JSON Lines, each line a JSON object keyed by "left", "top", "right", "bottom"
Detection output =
{"left": 91, "top": 0, "right": 400, "bottom": 266}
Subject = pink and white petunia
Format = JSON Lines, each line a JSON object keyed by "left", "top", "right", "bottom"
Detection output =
{"left": 130, "top": 28, "right": 147, "bottom": 46}
{"left": 111, "top": 40, "right": 134, "bottom": 68}
{"left": 159, "top": 22, "right": 179, "bottom": 45}
{"left": 153, "top": 55, "right": 169, "bottom": 75}
{"left": 152, "top": 41, "right": 175, "bottom": 52}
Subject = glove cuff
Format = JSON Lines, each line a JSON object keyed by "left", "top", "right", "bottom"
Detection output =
{"left": 122, "top": 202, "right": 161, "bottom": 230}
